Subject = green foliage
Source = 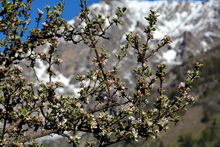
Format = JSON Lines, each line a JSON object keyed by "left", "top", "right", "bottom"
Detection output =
{"left": 178, "top": 118, "right": 220, "bottom": 147}
{"left": 0, "top": 0, "right": 202, "bottom": 146}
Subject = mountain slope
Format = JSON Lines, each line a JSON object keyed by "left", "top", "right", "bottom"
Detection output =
{"left": 58, "top": 0, "right": 220, "bottom": 78}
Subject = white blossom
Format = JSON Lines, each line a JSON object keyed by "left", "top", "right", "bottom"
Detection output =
{"left": 37, "top": 8, "right": 44, "bottom": 15}
{"left": 178, "top": 82, "right": 185, "bottom": 89}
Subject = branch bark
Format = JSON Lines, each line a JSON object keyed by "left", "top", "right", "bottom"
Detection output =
{"left": 19, "top": 129, "right": 58, "bottom": 143}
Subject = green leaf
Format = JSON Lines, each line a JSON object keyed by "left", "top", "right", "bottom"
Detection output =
{"left": 122, "top": 7, "right": 127, "bottom": 12}
{"left": 21, "top": 109, "right": 28, "bottom": 115}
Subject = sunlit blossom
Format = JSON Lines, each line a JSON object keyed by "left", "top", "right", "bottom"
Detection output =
{"left": 90, "top": 120, "right": 97, "bottom": 129}
{"left": 124, "top": 102, "right": 136, "bottom": 112}
{"left": 107, "top": 115, "right": 113, "bottom": 121}
{"left": 76, "top": 102, "right": 82, "bottom": 108}
{"left": 187, "top": 95, "right": 195, "bottom": 101}
{"left": 14, "top": 65, "right": 23, "bottom": 71}
{"left": 70, "top": 135, "right": 81, "bottom": 141}
{"left": 178, "top": 82, "right": 185, "bottom": 89}
{"left": 37, "top": 8, "right": 44, "bottom": 15}
{"left": 132, "top": 128, "right": 138, "bottom": 141}
{"left": 99, "top": 112, "right": 106, "bottom": 119}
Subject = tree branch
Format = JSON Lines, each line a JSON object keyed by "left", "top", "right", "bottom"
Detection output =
{"left": 19, "top": 129, "right": 58, "bottom": 143}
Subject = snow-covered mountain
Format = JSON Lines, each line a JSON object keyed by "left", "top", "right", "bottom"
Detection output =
{"left": 88, "top": 0, "right": 220, "bottom": 60}
{"left": 23, "top": 0, "right": 220, "bottom": 95}
{"left": 55, "top": 0, "right": 220, "bottom": 86}
{"left": 24, "top": 0, "right": 220, "bottom": 95}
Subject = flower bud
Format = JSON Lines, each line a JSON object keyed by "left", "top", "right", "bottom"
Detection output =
{"left": 44, "top": 5, "right": 50, "bottom": 10}
{"left": 42, "top": 22, "right": 48, "bottom": 26}
{"left": 14, "top": 65, "right": 23, "bottom": 71}
{"left": 178, "top": 82, "right": 185, "bottom": 89}
{"left": 37, "top": 8, "right": 44, "bottom": 15}
{"left": 163, "top": 35, "right": 172, "bottom": 43}
{"left": 52, "top": 36, "right": 59, "bottom": 40}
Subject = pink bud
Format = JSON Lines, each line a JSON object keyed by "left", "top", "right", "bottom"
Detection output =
{"left": 21, "top": 77, "right": 27, "bottom": 81}
{"left": 134, "top": 33, "right": 139, "bottom": 37}
{"left": 52, "top": 36, "right": 59, "bottom": 40}
{"left": 139, "top": 48, "right": 143, "bottom": 52}
{"left": 14, "top": 65, "right": 23, "bottom": 71}
{"left": 178, "top": 82, "right": 185, "bottom": 89}
{"left": 0, "top": 65, "right": 5, "bottom": 70}
{"left": 187, "top": 95, "right": 195, "bottom": 101}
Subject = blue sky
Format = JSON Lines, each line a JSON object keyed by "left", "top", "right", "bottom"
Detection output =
{"left": 0, "top": 0, "right": 206, "bottom": 51}
{"left": 12, "top": 0, "right": 208, "bottom": 29}
{"left": 2, "top": 0, "right": 207, "bottom": 30}
{"left": 4, "top": 0, "right": 207, "bottom": 26}
{"left": 31, "top": 0, "right": 100, "bottom": 21}
{"left": 0, "top": 0, "right": 100, "bottom": 51}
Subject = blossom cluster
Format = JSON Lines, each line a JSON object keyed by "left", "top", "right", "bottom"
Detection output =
{"left": 0, "top": 0, "right": 202, "bottom": 147}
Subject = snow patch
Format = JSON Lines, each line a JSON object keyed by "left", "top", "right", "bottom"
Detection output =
{"left": 67, "top": 19, "right": 75, "bottom": 26}
{"left": 154, "top": 31, "right": 164, "bottom": 40}
{"left": 155, "top": 49, "right": 181, "bottom": 65}
{"left": 163, "top": 49, "right": 177, "bottom": 63}
{"left": 34, "top": 48, "right": 80, "bottom": 95}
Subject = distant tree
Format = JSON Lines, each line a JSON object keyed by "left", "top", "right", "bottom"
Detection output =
{"left": 0, "top": 0, "right": 202, "bottom": 146}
